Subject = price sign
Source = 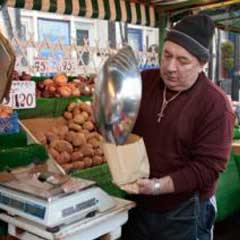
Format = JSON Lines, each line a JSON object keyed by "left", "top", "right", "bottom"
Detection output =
{"left": 58, "top": 59, "right": 76, "bottom": 74}
{"left": 4, "top": 81, "right": 36, "bottom": 109}
{"left": 33, "top": 58, "right": 48, "bottom": 73}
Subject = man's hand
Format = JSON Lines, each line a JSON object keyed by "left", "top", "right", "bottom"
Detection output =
{"left": 137, "top": 178, "right": 161, "bottom": 195}
{"left": 121, "top": 176, "right": 175, "bottom": 195}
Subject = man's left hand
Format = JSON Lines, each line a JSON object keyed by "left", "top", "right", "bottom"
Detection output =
{"left": 137, "top": 178, "right": 161, "bottom": 195}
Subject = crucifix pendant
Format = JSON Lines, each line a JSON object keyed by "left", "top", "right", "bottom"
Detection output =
{"left": 157, "top": 101, "right": 168, "bottom": 123}
{"left": 157, "top": 112, "right": 164, "bottom": 122}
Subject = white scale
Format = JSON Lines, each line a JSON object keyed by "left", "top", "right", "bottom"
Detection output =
{"left": 0, "top": 165, "right": 116, "bottom": 233}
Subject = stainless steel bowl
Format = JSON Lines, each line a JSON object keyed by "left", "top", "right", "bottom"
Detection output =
{"left": 93, "top": 45, "right": 142, "bottom": 145}
{"left": 0, "top": 31, "right": 15, "bottom": 102}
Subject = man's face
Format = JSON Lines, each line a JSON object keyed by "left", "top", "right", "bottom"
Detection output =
{"left": 160, "top": 41, "right": 205, "bottom": 91}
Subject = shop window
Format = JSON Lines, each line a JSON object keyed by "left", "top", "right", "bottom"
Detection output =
{"left": 38, "top": 18, "right": 70, "bottom": 59}
{"left": 76, "top": 29, "right": 89, "bottom": 65}
{"left": 128, "top": 28, "right": 143, "bottom": 51}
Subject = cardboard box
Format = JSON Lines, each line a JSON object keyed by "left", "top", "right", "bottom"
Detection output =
{"left": 102, "top": 134, "right": 150, "bottom": 188}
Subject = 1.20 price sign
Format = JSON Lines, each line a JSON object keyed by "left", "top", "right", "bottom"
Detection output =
{"left": 4, "top": 81, "right": 36, "bottom": 109}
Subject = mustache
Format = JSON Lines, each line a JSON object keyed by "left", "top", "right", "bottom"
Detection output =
{"left": 164, "top": 72, "right": 177, "bottom": 77}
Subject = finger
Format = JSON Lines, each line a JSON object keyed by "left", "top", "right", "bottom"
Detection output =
{"left": 137, "top": 178, "right": 149, "bottom": 186}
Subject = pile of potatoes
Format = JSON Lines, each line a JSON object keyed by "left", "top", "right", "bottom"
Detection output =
{"left": 36, "top": 101, "right": 105, "bottom": 172}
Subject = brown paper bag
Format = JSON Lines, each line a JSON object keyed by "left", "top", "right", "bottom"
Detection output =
{"left": 102, "top": 134, "right": 150, "bottom": 187}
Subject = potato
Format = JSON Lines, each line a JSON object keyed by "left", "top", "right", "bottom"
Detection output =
{"left": 81, "top": 129, "right": 90, "bottom": 135}
{"left": 72, "top": 133, "right": 86, "bottom": 147}
{"left": 51, "top": 127, "right": 60, "bottom": 135}
{"left": 50, "top": 140, "right": 73, "bottom": 153}
{"left": 45, "top": 132, "right": 59, "bottom": 143}
{"left": 88, "top": 138, "right": 99, "bottom": 148}
{"left": 94, "top": 147, "right": 104, "bottom": 156}
{"left": 34, "top": 131, "right": 47, "bottom": 145}
{"left": 71, "top": 151, "right": 84, "bottom": 161}
{"left": 57, "top": 126, "right": 68, "bottom": 139}
{"left": 85, "top": 132, "right": 98, "bottom": 140}
{"left": 64, "top": 111, "right": 73, "bottom": 120}
{"left": 68, "top": 102, "right": 77, "bottom": 112}
{"left": 72, "top": 161, "right": 85, "bottom": 170}
{"left": 60, "top": 151, "right": 71, "bottom": 163}
{"left": 81, "top": 111, "right": 89, "bottom": 121}
{"left": 56, "top": 155, "right": 67, "bottom": 164}
{"left": 80, "top": 144, "right": 94, "bottom": 157}
{"left": 83, "top": 157, "right": 93, "bottom": 168}
{"left": 83, "top": 121, "right": 95, "bottom": 131}
{"left": 79, "top": 102, "right": 92, "bottom": 112}
{"left": 65, "top": 131, "right": 76, "bottom": 143}
{"left": 73, "top": 107, "right": 80, "bottom": 117}
{"left": 48, "top": 148, "right": 60, "bottom": 160}
{"left": 89, "top": 115, "right": 96, "bottom": 123}
{"left": 73, "top": 114, "right": 85, "bottom": 125}
{"left": 69, "top": 123, "right": 82, "bottom": 132}
{"left": 93, "top": 156, "right": 104, "bottom": 165}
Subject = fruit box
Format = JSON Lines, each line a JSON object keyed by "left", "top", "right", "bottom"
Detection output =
{"left": 17, "top": 96, "right": 91, "bottom": 119}
{"left": 0, "top": 112, "right": 19, "bottom": 135}
{"left": 20, "top": 118, "right": 127, "bottom": 198}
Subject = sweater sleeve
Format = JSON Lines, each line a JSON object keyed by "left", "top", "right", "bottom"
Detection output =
{"left": 170, "top": 110, "right": 234, "bottom": 194}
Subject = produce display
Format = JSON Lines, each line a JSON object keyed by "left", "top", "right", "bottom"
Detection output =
{"left": 12, "top": 70, "right": 96, "bottom": 98}
{"left": 34, "top": 101, "right": 105, "bottom": 172}
{"left": 36, "top": 73, "right": 95, "bottom": 98}
{"left": 36, "top": 73, "right": 81, "bottom": 98}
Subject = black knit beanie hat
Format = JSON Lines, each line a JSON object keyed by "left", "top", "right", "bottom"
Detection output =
{"left": 165, "top": 14, "right": 215, "bottom": 62}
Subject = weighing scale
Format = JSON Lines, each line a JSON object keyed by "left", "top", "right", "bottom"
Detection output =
{"left": 0, "top": 165, "right": 116, "bottom": 233}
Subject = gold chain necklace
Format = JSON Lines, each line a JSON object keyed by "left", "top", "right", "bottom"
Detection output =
{"left": 157, "top": 86, "right": 182, "bottom": 123}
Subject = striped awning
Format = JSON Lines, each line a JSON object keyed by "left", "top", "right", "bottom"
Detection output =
{"left": 0, "top": 0, "right": 159, "bottom": 27}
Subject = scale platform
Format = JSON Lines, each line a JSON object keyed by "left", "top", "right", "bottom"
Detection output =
{"left": 0, "top": 165, "right": 116, "bottom": 231}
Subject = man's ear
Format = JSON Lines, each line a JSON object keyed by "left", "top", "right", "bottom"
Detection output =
{"left": 199, "top": 61, "right": 207, "bottom": 71}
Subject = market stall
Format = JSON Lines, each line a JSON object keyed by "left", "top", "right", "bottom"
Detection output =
{"left": 0, "top": 1, "right": 240, "bottom": 239}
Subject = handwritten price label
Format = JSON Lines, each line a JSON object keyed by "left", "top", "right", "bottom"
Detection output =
{"left": 58, "top": 59, "right": 76, "bottom": 74}
{"left": 4, "top": 81, "right": 36, "bottom": 109}
{"left": 33, "top": 58, "right": 48, "bottom": 73}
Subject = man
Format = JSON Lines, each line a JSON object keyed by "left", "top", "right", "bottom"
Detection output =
{"left": 122, "top": 14, "right": 234, "bottom": 240}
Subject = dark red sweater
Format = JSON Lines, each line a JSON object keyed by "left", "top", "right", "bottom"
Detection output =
{"left": 131, "top": 68, "right": 234, "bottom": 212}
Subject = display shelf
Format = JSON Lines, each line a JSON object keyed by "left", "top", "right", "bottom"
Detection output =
{"left": 31, "top": 76, "right": 77, "bottom": 82}
{"left": 0, "top": 130, "right": 27, "bottom": 149}
{"left": 233, "top": 126, "right": 240, "bottom": 140}
{"left": 0, "top": 143, "right": 48, "bottom": 171}
{"left": 72, "top": 163, "right": 126, "bottom": 199}
{"left": 216, "top": 153, "right": 240, "bottom": 222}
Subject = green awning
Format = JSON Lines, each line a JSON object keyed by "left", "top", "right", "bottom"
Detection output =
{"left": 200, "top": 3, "right": 240, "bottom": 33}
{"left": 0, "top": 0, "right": 159, "bottom": 27}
